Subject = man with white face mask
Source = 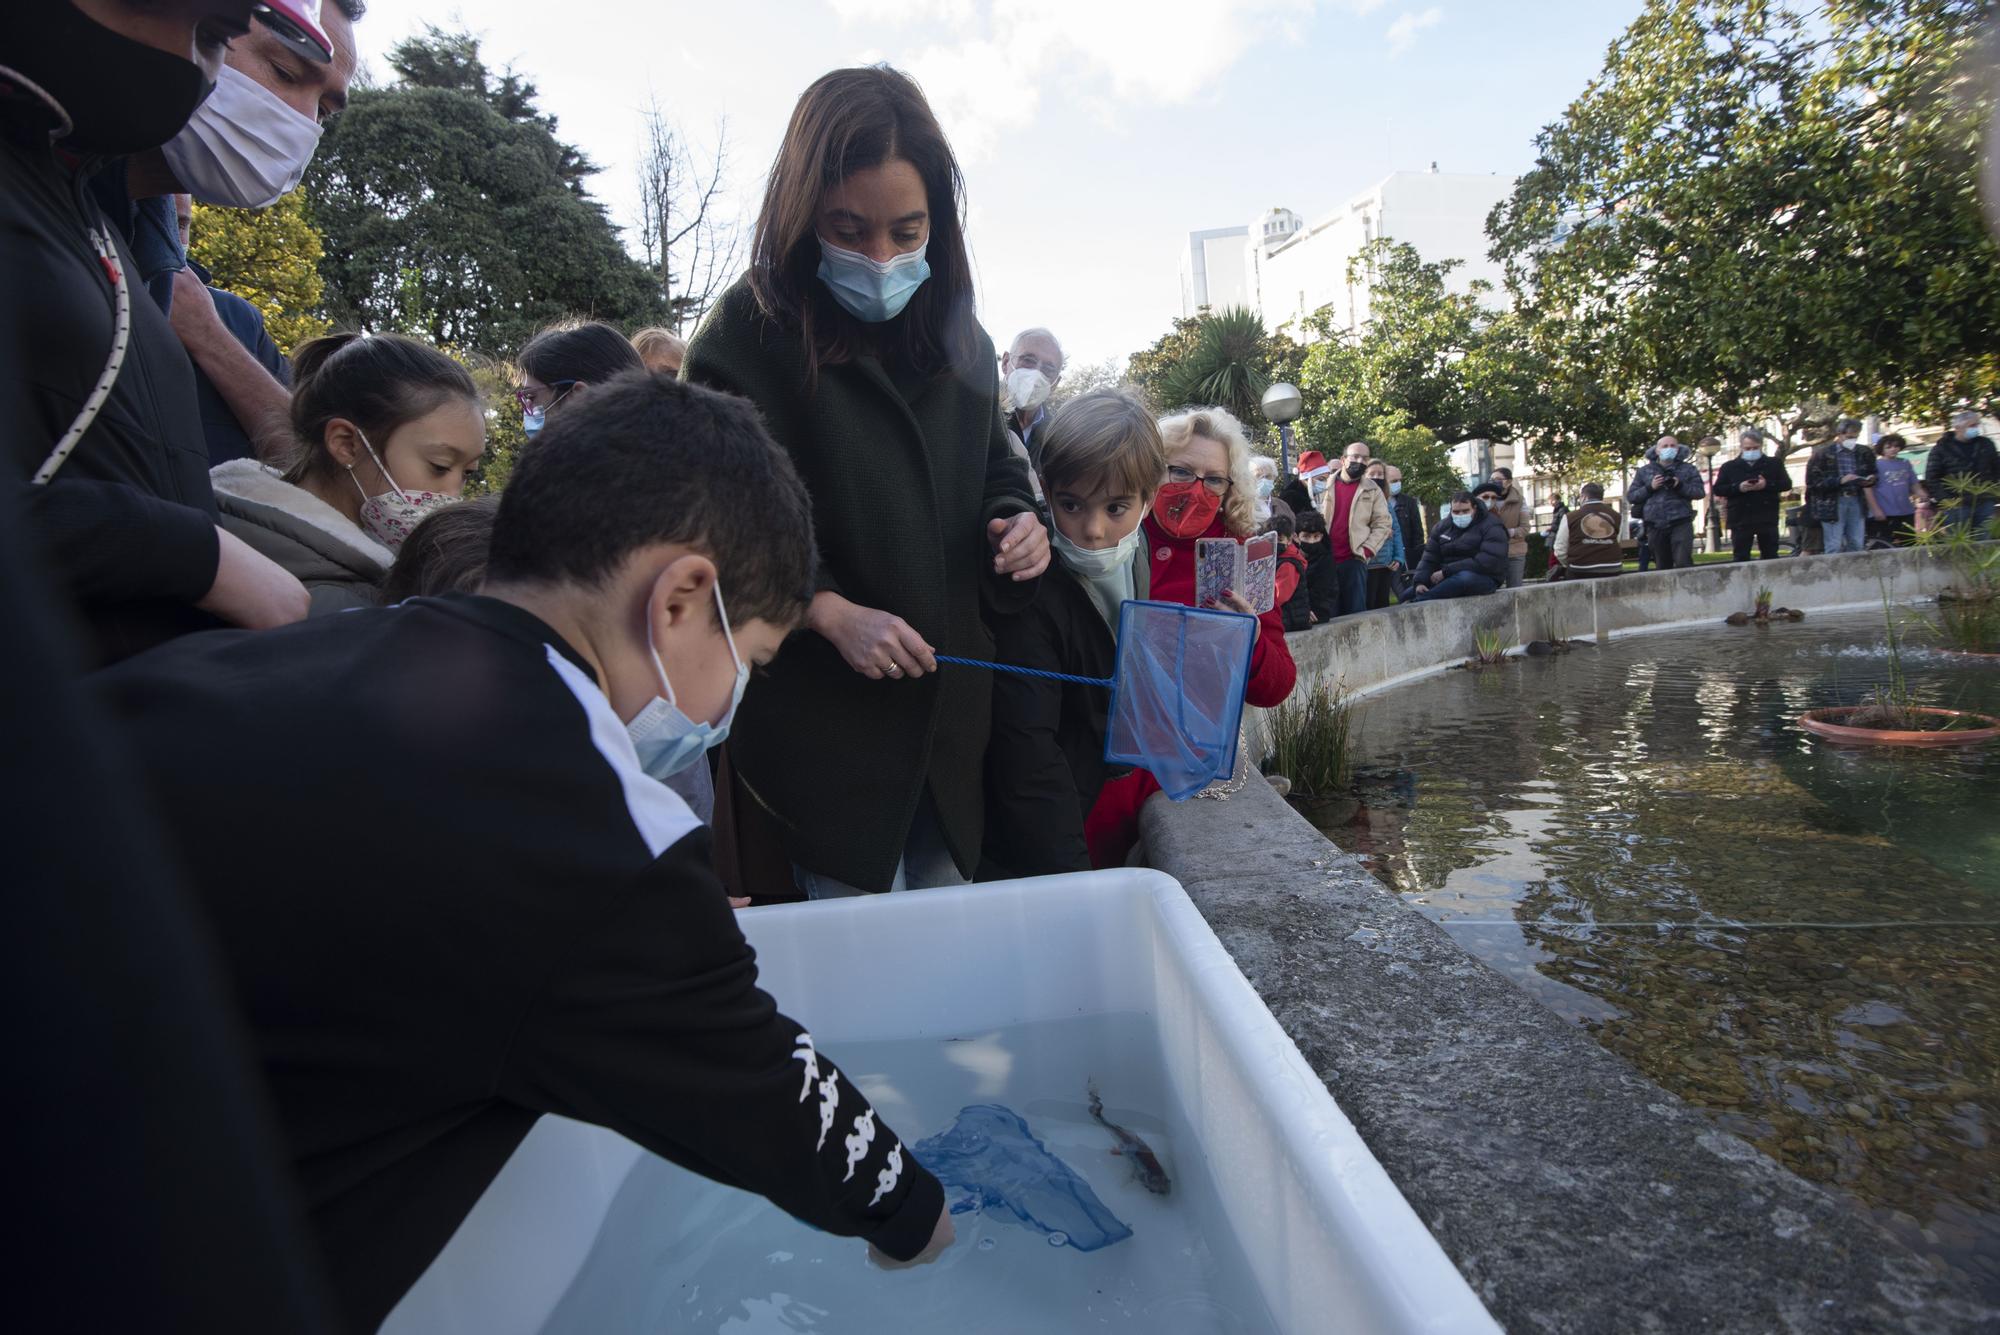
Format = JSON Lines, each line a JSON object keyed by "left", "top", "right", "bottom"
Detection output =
{"left": 143, "top": 0, "right": 360, "bottom": 465}
{"left": 1000, "top": 327, "right": 1064, "bottom": 467}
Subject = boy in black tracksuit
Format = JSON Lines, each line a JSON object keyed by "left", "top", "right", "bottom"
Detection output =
{"left": 1295, "top": 508, "right": 1340, "bottom": 623}
{"left": 90, "top": 375, "right": 949, "bottom": 1331}
{"left": 984, "top": 390, "right": 1166, "bottom": 877}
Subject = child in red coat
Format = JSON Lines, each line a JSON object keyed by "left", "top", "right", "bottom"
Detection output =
{"left": 1084, "top": 407, "right": 1298, "bottom": 866}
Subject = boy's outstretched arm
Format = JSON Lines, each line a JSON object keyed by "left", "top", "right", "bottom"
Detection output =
{"left": 503, "top": 827, "right": 949, "bottom": 1263}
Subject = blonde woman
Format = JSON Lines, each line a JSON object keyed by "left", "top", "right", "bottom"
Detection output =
{"left": 1089, "top": 404, "right": 1297, "bottom": 865}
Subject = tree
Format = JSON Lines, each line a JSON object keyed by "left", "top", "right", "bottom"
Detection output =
{"left": 1125, "top": 307, "right": 1300, "bottom": 435}
{"left": 635, "top": 99, "right": 743, "bottom": 335}
{"left": 187, "top": 192, "right": 330, "bottom": 355}
{"left": 304, "top": 28, "right": 661, "bottom": 353}
{"left": 1489, "top": 0, "right": 2000, "bottom": 461}
{"left": 464, "top": 358, "right": 528, "bottom": 496}
{"left": 1363, "top": 409, "right": 1460, "bottom": 510}
{"left": 1048, "top": 357, "right": 1125, "bottom": 408}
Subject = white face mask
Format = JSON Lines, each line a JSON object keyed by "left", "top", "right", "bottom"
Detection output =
{"left": 1052, "top": 524, "right": 1140, "bottom": 577}
{"left": 162, "top": 64, "right": 324, "bottom": 209}
{"left": 348, "top": 431, "right": 459, "bottom": 551}
{"left": 1006, "top": 367, "right": 1051, "bottom": 414}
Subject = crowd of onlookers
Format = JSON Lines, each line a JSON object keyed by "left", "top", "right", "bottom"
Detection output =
{"left": 1226, "top": 415, "right": 2000, "bottom": 621}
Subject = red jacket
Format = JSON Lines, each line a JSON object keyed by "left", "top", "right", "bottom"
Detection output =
{"left": 1084, "top": 514, "right": 1298, "bottom": 866}
{"left": 1140, "top": 513, "right": 1297, "bottom": 707}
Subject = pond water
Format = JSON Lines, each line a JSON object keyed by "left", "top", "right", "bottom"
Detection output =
{"left": 1309, "top": 608, "right": 1999, "bottom": 1299}
{"left": 538, "top": 1012, "right": 1276, "bottom": 1334}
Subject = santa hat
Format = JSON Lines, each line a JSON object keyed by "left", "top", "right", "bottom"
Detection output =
{"left": 1296, "top": 450, "right": 1330, "bottom": 478}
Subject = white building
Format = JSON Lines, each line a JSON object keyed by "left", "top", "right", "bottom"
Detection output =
{"left": 1248, "top": 170, "right": 1518, "bottom": 337}
{"left": 1177, "top": 226, "right": 1254, "bottom": 317}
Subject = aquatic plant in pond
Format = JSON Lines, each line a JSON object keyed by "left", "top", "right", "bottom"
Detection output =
{"left": 1473, "top": 627, "right": 1508, "bottom": 665}
{"left": 1805, "top": 587, "right": 2000, "bottom": 740}
{"left": 1916, "top": 477, "right": 2000, "bottom": 653}
{"left": 1264, "top": 680, "right": 1355, "bottom": 799}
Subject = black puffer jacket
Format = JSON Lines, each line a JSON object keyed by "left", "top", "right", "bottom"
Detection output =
{"left": 1628, "top": 446, "right": 1707, "bottom": 526}
{"left": 1412, "top": 510, "right": 1508, "bottom": 584}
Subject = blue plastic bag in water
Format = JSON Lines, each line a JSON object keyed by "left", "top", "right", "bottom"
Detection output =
{"left": 913, "top": 1105, "right": 1132, "bottom": 1252}
{"left": 1104, "top": 600, "right": 1257, "bottom": 800}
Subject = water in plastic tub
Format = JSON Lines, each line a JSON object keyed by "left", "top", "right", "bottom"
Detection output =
{"left": 538, "top": 1012, "right": 1276, "bottom": 1334}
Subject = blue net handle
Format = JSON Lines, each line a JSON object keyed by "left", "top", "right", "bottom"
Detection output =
{"left": 934, "top": 654, "right": 1114, "bottom": 690}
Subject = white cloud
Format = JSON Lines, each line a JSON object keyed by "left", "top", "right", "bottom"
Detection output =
{"left": 1385, "top": 5, "right": 1443, "bottom": 56}
{"left": 831, "top": 0, "right": 1368, "bottom": 160}
{"left": 828, "top": 0, "right": 977, "bottom": 27}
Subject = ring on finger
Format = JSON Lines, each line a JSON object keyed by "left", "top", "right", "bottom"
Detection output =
{"left": 884, "top": 662, "right": 902, "bottom": 676}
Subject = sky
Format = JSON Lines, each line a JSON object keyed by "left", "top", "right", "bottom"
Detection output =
{"left": 346, "top": 0, "right": 1649, "bottom": 369}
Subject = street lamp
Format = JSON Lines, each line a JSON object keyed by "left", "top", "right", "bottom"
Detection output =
{"left": 1696, "top": 437, "right": 1722, "bottom": 554}
{"left": 1261, "top": 382, "right": 1304, "bottom": 478}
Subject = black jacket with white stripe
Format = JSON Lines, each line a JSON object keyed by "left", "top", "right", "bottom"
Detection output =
{"left": 89, "top": 594, "right": 943, "bottom": 1331}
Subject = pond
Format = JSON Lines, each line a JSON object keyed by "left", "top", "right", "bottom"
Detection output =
{"left": 1306, "top": 608, "right": 1999, "bottom": 1300}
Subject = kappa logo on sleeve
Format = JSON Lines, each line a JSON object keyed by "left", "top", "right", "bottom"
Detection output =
{"left": 843, "top": 1108, "right": 877, "bottom": 1182}
{"left": 869, "top": 1141, "right": 904, "bottom": 1207}
{"left": 792, "top": 1031, "right": 819, "bottom": 1102}
{"left": 816, "top": 1071, "right": 841, "bottom": 1151}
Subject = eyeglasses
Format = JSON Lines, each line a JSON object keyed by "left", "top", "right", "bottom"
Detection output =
{"left": 514, "top": 380, "right": 579, "bottom": 413}
{"left": 1167, "top": 464, "right": 1232, "bottom": 495}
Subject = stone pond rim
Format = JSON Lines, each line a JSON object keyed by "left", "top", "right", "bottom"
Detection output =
{"left": 1798, "top": 704, "right": 2000, "bottom": 746}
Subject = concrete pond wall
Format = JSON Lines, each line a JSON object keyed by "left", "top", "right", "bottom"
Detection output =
{"left": 1246, "top": 544, "right": 1958, "bottom": 758}
{"left": 1144, "top": 547, "right": 1998, "bottom": 1332}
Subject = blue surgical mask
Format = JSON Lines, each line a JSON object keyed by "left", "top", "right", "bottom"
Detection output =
{"left": 626, "top": 581, "right": 750, "bottom": 781}
{"left": 1658, "top": 447, "right": 1678, "bottom": 461}
{"left": 1255, "top": 477, "right": 1274, "bottom": 500}
{"left": 1451, "top": 511, "right": 1473, "bottom": 529}
{"left": 1389, "top": 481, "right": 1402, "bottom": 495}
{"left": 816, "top": 237, "right": 931, "bottom": 323}
{"left": 1742, "top": 448, "right": 1762, "bottom": 462}
{"left": 523, "top": 408, "right": 545, "bottom": 439}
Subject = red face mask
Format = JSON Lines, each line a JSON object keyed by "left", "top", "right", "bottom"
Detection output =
{"left": 1153, "top": 480, "right": 1222, "bottom": 538}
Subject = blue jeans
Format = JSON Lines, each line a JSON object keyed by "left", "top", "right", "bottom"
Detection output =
{"left": 1821, "top": 494, "right": 1866, "bottom": 553}
{"left": 1944, "top": 497, "right": 1997, "bottom": 535}
{"left": 1414, "top": 570, "right": 1499, "bottom": 600}
{"left": 1332, "top": 557, "right": 1367, "bottom": 617}
{"left": 794, "top": 794, "right": 967, "bottom": 899}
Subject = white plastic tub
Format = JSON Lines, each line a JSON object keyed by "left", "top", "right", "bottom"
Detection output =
{"left": 381, "top": 869, "right": 1495, "bottom": 1334}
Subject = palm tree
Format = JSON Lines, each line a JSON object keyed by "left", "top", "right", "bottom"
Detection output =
{"left": 1159, "top": 306, "right": 1273, "bottom": 423}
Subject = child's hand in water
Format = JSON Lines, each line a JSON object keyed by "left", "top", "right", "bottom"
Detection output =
{"left": 868, "top": 1202, "right": 956, "bottom": 1270}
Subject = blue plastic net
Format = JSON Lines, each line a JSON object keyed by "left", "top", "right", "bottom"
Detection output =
{"left": 913, "top": 1104, "right": 1132, "bottom": 1251}
{"left": 935, "top": 599, "right": 1256, "bottom": 804}
{"left": 1103, "top": 600, "right": 1257, "bottom": 801}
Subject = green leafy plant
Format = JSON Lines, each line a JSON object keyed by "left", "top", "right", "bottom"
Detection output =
{"left": 1913, "top": 477, "right": 2000, "bottom": 654}
{"left": 1474, "top": 627, "right": 1509, "bottom": 664}
{"left": 1264, "top": 681, "right": 1357, "bottom": 800}
{"left": 1755, "top": 586, "right": 1773, "bottom": 618}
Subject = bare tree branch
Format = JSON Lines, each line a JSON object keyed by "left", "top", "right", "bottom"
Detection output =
{"left": 636, "top": 98, "right": 744, "bottom": 334}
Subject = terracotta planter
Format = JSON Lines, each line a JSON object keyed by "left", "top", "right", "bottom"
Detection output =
{"left": 1798, "top": 706, "right": 2000, "bottom": 746}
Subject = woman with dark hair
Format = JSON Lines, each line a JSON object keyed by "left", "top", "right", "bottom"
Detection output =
{"left": 208, "top": 333, "right": 483, "bottom": 613}
{"left": 684, "top": 65, "right": 1047, "bottom": 897}
{"left": 516, "top": 320, "right": 645, "bottom": 438}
